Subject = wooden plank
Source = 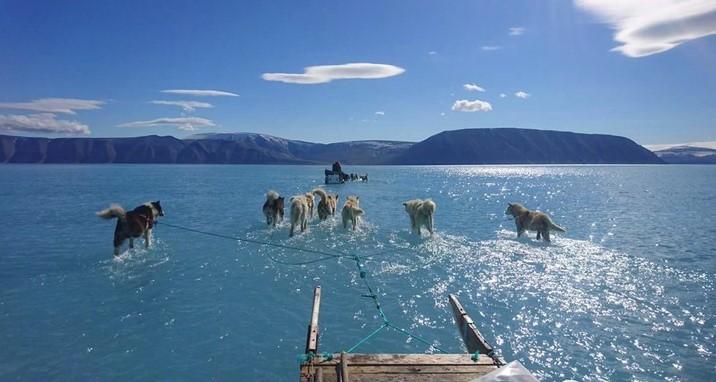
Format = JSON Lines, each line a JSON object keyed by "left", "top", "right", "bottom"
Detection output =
{"left": 300, "top": 354, "right": 497, "bottom": 382}
{"left": 307, "top": 354, "right": 495, "bottom": 366}
{"left": 448, "top": 294, "right": 494, "bottom": 356}
{"left": 305, "top": 286, "right": 322, "bottom": 354}
{"left": 339, "top": 351, "right": 350, "bottom": 382}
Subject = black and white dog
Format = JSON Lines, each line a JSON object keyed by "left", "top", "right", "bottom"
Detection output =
{"left": 97, "top": 201, "right": 164, "bottom": 256}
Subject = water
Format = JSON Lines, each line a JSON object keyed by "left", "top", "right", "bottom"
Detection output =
{"left": 1, "top": 165, "right": 714, "bottom": 381}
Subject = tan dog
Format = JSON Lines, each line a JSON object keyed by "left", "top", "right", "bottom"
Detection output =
{"left": 403, "top": 199, "right": 436, "bottom": 235}
{"left": 341, "top": 196, "right": 364, "bottom": 230}
{"left": 312, "top": 188, "right": 332, "bottom": 220}
{"left": 289, "top": 195, "right": 310, "bottom": 237}
{"left": 304, "top": 192, "right": 315, "bottom": 218}
{"left": 505, "top": 203, "right": 565, "bottom": 242}
{"left": 328, "top": 194, "right": 339, "bottom": 215}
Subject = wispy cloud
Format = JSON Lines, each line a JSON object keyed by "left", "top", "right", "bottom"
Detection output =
{"left": 451, "top": 99, "right": 493, "bottom": 112}
{"left": 0, "top": 113, "right": 90, "bottom": 135}
{"left": 428, "top": 51, "right": 438, "bottom": 55}
{"left": 375, "top": 111, "right": 385, "bottom": 116}
{"left": 150, "top": 100, "right": 213, "bottom": 112}
{"left": 463, "top": 83, "right": 486, "bottom": 92}
{"left": 0, "top": 98, "right": 104, "bottom": 115}
{"left": 515, "top": 91, "right": 530, "bottom": 99}
{"left": 500, "top": 93, "right": 507, "bottom": 98}
{"left": 161, "top": 89, "right": 238, "bottom": 97}
{"left": 575, "top": 0, "right": 716, "bottom": 57}
{"left": 262, "top": 63, "right": 405, "bottom": 84}
{"left": 118, "top": 117, "right": 216, "bottom": 131}
{"left": 481, "top": 45, "right": 502, "bottom": 51}
{"left": 509, "top": 27, "right": 526, "bottom": 36}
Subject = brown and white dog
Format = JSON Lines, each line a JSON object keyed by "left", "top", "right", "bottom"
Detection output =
{"left": 505, "top": 202, "right": 565, "bottom": 242}
{"left": 328, "top": 193, "right": 339, "bottom": 216}
{"left": 341, "top": 196, "right": 364, "bottom": 230}
{"left": 403, "top": 199, "right": 436, "bottom": 235}
{"left": 263, "top": 190, "right": 285, "bottom": 227}
{"left": 313, "top": 188, "right": 336, "bottom": 221}
{"left": 97, "top": 201, "right": 164, "bottom": 256}
{"left": 289, "top": 195, "right": 310, "bottom": 237}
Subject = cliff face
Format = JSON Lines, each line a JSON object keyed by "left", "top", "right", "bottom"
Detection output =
{"left": 0, "top": 128, "right": 663, "bottom": 165}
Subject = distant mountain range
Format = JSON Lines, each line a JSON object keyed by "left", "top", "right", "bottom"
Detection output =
{"left": 650, "top": 145, "right": 716, "bottom": 164}
{"left": 0, "top": 128, "right": 664, "bottom": 164}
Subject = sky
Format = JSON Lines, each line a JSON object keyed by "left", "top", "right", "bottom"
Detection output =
{"left": 0, "top": 0, "right": 715, "bottom": 145}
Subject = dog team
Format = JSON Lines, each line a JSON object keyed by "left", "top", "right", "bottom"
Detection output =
{"left": 98, "top": 193, "right": 565, "bottom": 255}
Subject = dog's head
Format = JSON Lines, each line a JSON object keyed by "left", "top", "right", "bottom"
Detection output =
{"left": 152, "top": 200, "right": 165, "bottom": 217}
{"left": 505, "top": 202, "right": 522, "bottom": 217}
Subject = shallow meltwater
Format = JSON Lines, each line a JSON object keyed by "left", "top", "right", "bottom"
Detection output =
{"left": 0, "top": 164, "right": 714, "bottom": 381}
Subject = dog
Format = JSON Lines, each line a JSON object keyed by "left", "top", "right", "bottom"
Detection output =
{"left": 289, "top": 195, "right": 310, "bottom": 237}
{"left": 313, "top": 188, "right": 332, "bottom": 220}
{"left": 97, "top": 201, "right": 164, "bottom": 256}
{"left": 403, "top": 199, "right": 436, "bottom": 235}
{"left": 328, "top": 194, "right": 339, "bottom": 216}
{"left": 341, "top": 196, "right": 364, "bottom": 230}
{"left": 262, "top": 190, "right": 285, "bottom": 227}
{"left": 505, "top": 202, "right": 565, "bottom": 242}
{"left": 304, "top": 192, "right": 315, "bottom": 218}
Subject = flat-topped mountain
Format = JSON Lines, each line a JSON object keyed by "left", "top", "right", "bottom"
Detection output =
{"left": 0, "top": 128, "right": 663, "bottom": 164}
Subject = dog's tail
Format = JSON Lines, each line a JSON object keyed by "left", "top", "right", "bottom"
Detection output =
{"left": 312, "top": 188, "right": 328, "bottom": 201}
{"left": 266, "top": 190, "right": 280, "bottom": 202}
{"left": 549, "top": 219, "right": 566, "bottom": 232}
{"left": 354, "top": 207, "right": 364, "bottom": 216}
{"left": 96, "top": 204, "right": 126, "bottom": 220}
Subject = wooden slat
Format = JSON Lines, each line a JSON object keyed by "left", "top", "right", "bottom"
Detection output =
{"left": 305, "top": 286, "right": 322, "bottom": 354}
{"left": 339, "top": 351, "right": 350, "bottom": 382}
{"left": 448, "top": 294, "right": 494, "bottom": 356}
{"left": 300, "top": 354, "right": 496, "bottom": 382}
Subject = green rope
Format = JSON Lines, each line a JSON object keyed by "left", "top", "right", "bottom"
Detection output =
{"left": 157, "top": 220, "right": 450, "bottom": 355}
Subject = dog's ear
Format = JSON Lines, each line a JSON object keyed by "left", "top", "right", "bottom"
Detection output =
{"left": 507, "top": 202, "right": 513, "bottom": 207}
{"left": 402, "top": 202, "right": 407, "bottom": 206}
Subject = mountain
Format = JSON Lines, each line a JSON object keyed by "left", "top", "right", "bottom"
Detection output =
{"left": 391, "top": 128, "right": 663, "bottom": 164}
{"left": 651, "top": 146, "right": 716, "bottom": 164}
{"left": 0, "top": 128, "right": 663, "bottom": 164}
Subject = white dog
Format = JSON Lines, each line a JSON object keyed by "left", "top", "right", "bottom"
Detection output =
{"left": 341, "top": 196, "right": 364, "bottom": 230}
{"left": 403, "top": 199, "right": 436, "bottom": 235}
{"left": 289, "top": 195, "right": 310, "bottom": 237}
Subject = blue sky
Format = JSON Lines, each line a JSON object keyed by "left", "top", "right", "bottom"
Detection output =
{"left": 0, "top": 0, "right": 714, "bottom": 145}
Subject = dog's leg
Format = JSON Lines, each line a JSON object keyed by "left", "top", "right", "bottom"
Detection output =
{"left": 290, "top": 222, "right": 295, "bottom": 237}
{"left": 145, "top": 229, "right": 152, "bottom": 248}
{"left": 543, "top": 229, "right": 550, "bottom": 242}
{"left": 427, "top": 215, "right": 434, "bottom": 235}
{"left": 536, "top": 230, "right": 541, "bottom": 240}
{"left": 129, "top": 237, "right": 134, "bottom": 249}
{"left": 114, "top": 246, "right": 120, "bottom": 256}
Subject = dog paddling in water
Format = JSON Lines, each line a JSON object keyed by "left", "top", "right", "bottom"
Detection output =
{"left": 505, "top": 202, "right": 565, "bottom": 242}
{"left": 97, "top": 201, "right": 164, "bottom": 256}
{"left": 262, "top": 190, "right": 285, "bottom": 227}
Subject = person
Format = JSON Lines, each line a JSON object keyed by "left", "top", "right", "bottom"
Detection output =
{"left": 332, "top": 161, "right": 342, "bottom": 173}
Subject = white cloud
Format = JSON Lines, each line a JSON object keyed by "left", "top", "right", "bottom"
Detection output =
{"left": 481, "top": 45, "right": 502, "bottom": 51}
{"left": 515, "top": 91, "right": 530, "bottom": 99}
{"left": 150, "top": 100, "right": 213, "bottom": 112}
{"left": 500, "top": 93, "right": 507, "bottom": 98}
{"left": 463, "top": 83, "right": 486, "bottom": 92}
{"left": 375, "top": 111, "right": 385, "bottom": 116}
{"left": 451, "top": 99, "right": 493, "bottom": 112}
{"left": 118, "top": 117, "right": 216, "bottom": 131}
{"left": 575, "top": 0, "right": 716, "bottom": 57}
{"left": 509, "top": 27, "right": 526, "bottom": 36}
{"left": 428, "top": 51, "right": 438, "bottom": 55}
{"left": 161, "top": 89, "right": 238, "bottom": 97}
{"left": 0, "top": 113, "right": 90, "bottom": 135}
{"left": 0, "top": 98, "right": 104, "bottom": 115}
{"left": 262, "top": 63, "right": 405, "bottom": 84}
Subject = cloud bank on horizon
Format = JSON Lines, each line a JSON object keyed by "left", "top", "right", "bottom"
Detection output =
{"left": 575, "top": 0, "right": 716, "bottom": 57}
{"left": 262, "top": 63, "right": 405, "bottom": 84}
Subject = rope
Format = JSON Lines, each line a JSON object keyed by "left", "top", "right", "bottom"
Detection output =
{"left": 156, "top": 220, "right": 453, "bottom": 356}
